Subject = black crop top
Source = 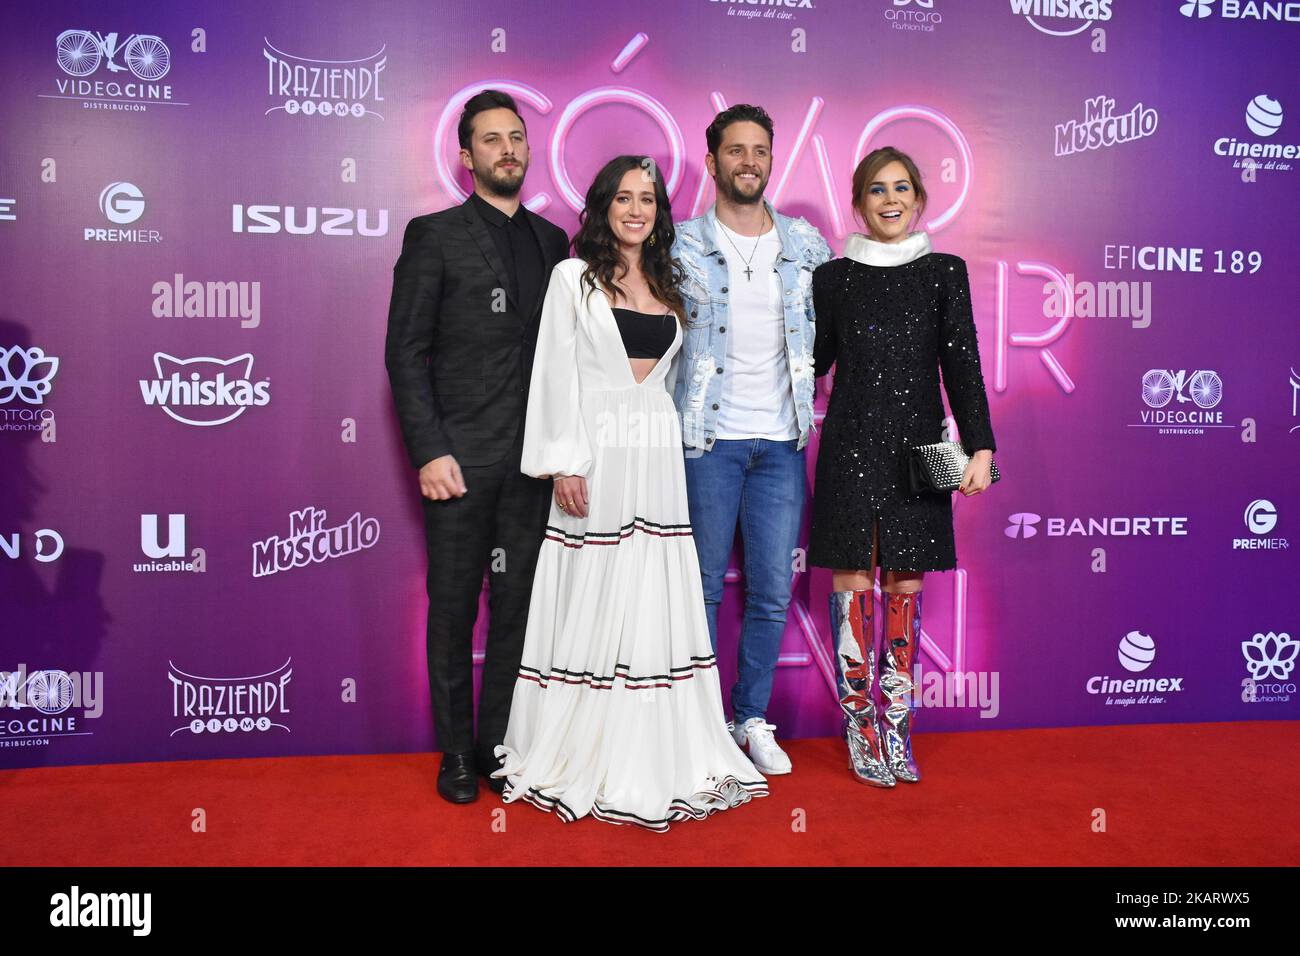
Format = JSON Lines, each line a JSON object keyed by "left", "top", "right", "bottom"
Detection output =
{"left": 611, "top": 308, "right": 676, "bottom": 359}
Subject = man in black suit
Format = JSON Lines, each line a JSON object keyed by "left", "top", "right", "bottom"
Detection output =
{"left": 385, "top": 90, "right": 569, "bottom": 804}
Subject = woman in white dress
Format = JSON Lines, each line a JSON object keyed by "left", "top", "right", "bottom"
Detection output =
{"left": 493, "top": 155, "right": 768, "bottom": 830}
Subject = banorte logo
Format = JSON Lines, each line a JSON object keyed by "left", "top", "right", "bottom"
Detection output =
{"left": 1009, "top": 0, "right": 1113, "bottom": 36}
{"left": 138, "top": 353, "right": 270, "bottom": 426}
{"left": 1180, "top": 0, "right": 1300, "bottom": 22}
{"left": 1180, "top": 0, "right": 1214, "bottom": 16}
{"left": 1005, "top": 512, "right": 1040, "bottom": 538}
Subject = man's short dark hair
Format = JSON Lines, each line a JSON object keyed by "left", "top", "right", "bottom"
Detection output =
{"left": 458, "top": 90, "right": 526, "bottom": 150}
{"left": 706, "top": 104, "right": 774, "bottom": 156}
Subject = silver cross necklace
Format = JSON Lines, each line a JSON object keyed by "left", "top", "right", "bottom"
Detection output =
{"left": 720, "top": 210, "right": 772, "bottom": 281}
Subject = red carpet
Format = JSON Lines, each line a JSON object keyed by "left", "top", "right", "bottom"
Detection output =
{"left": 4, "top": 722, "right": 1296, "bottom": 866}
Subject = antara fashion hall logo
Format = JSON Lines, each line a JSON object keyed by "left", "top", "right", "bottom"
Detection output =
{"left": 1010, "top": 0, "right": 1112, "bottom": 36}
{"left": 1213, "top": 95, "right": 1295, "bottom": 174}
{"left": 1055, "top": 95, "right": 1159, "bottom": 157}
{"left": 1132, "top": 367, "right": 1231, "bottom": 436}
{"left": 86, "top": 181, "right": 161, "bottom": 243}
{"left": 47, "top": 29, "right": 178, "bottom": 111}
{"left": 1086, "top": 632, "right": 1186, "bottom": 707}
{"left": 1, "top": 345, "right": 58, "bottom": 435}
{"left": 262, "top": 37, "right": 385, "bottom": 119}
{"left": 251, "top": 506, "right": 380, "bottom": 578}
{"left": 1180, "top": 0, "right": 1300, "bottom": 23}
{"left": 138, "top": 353, "right": 271, "bottom": 426}
{"left": 884, "top": 0, "right": 943, "bottom": 32}
{"left": 168, "top": 658, "right": 292, "bottom": 736}
{"left": 1240, "top": 631, "right": 1296, "bottom": 704}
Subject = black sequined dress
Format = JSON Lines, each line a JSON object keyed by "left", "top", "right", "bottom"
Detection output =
{"left": 808, "top": 250, "right": 995, "bottom": 572}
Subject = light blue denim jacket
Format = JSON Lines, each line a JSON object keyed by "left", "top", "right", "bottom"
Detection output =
{"left": 669, "top": 200, "right": 833, "bottom": 452}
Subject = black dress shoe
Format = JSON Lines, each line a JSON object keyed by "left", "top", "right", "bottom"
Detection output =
{"left": 476, "top": 747, "right": 506, "bottom": 795}
{"left": 437, "top": 752, "right": 478, "bottom": 804}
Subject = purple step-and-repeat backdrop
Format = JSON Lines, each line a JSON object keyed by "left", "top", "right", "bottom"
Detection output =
{"left": 2, "top": 0, "right": 1296, "bottom": 770}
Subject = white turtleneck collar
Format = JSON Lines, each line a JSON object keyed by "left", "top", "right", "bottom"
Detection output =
{"left": 841, "top": 230, "right": 931, "bottom": 267}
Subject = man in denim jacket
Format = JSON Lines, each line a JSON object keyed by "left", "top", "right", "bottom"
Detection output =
{"left": 670, "top": 104, "right": 832, "bottom": 774}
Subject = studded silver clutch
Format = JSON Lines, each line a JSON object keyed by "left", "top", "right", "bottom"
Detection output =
{"left": 908, "top": 441, "right": 1000, "bottom": 494}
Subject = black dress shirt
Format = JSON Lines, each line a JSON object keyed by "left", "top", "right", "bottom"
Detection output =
{"left": 470, "top": 192, "right": 544, "bottom": 314}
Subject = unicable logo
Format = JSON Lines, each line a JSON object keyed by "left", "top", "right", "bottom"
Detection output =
{"left": 1, "top": 346, "right": 58, "bottom": 405}
{"left": 1055, "top": 96, "right": 1159, "bottom": 157}
{"left": 1009, "top": 0, "right": 1112, "bottom": 36}
{"left": 99, "top": 181, "right": 143, "bottom": 224}
{"left": 138, "top": 353, "right": 271, "bottom": 426}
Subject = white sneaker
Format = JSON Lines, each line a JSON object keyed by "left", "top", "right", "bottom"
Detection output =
{"left": 732, "top": 717, "right": 792, "bottom": 775}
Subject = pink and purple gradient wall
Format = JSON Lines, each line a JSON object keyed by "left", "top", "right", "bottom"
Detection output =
{"left": 2, "top": 0, "right": 1296, "bottom": 770}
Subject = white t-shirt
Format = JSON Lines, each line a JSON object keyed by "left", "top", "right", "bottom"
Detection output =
{"left": 714, "top": 220, "right": 798, "bottom": 441}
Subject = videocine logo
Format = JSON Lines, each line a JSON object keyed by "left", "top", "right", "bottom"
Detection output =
{"left": 1134, "top": 367, "right": 1226, "bottom": 435}
{"left": 1213, "top": 95, "right": 1296, "bottom": 173}
{"left": 138, "top": 353, "right": 270, "bottom": 426}
{"left": 1005, "top": 512, "right": 1188, "bottom": 538}
{"left": 85, "top": 182, "right": 161, "bottom": 243}
{"left": 49, "top": 28, "right": 177, "bottom": 112}
{"left": 262, "top": 37, "right": 385, "bottom": 119}
{"left": 1180, "top": 0, "right": 1300, "bottom": 22}
{"left": 1010, "top": 0, "right": 1112, "bottom": 36}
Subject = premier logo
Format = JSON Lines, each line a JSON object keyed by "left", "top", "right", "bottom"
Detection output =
{"left": 1055, "top": 96, "right": 1159, "bottom": 157}
{"left": 1233, "top": 498, "right": 1288, "bottom": 550}
{"left": 85, "top": 181, "right": 161, "bottom": 243}
{"left": 1010, "top": 0, "right": 1112, "bottom": 36}
{"left": 138, "top": 353, "right": 270, "bottom": 426}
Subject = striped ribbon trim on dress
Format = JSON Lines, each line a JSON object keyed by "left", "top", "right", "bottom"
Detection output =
{"left": 517, "top": 656, "right": 716, "bottom": 691}
{"left": 544, "top": 516, "right": 693, "bottom": 549}
{"left": 507, "top": 779, "right": 770, "bottom": 833}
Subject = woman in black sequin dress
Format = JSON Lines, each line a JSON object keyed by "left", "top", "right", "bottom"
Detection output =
{"left": 810, "top": 147, "right": 995, "bottom": 789}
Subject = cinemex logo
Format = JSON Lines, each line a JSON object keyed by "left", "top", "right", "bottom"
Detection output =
{"left": 1213, "top": 95, "right": 1295, "bottom": 174}
{"left": 138, "top": 353, "right": 271, "bottom": 426}
{"left": 1180, "top": 0, "right": 1300, "bottom": 22}
{"left": 1086, "top": 632, "right": 1185, "bottom": 706}
{"left": 1055, "top": 95, "right": 1158, "bottom": 157}
{"left": 885, "top": 0, "right": 943, "bottom": 32}
{"left": 263, "top": 37, "right": 385, "bottom": 119}
{"left": 47, "top": 29, "right": 178, "bottom": 112}
{"left": 168, "top": 658, "right": 292, "bottom": 736}
{"left": 1233, "top": 498, "right": 1288, "bottom": 551}
{"left": 232, "top": 204, "right": 388, "bottom": 237}
{"left": 1005, "top": 512, "right": 1188, "bottom": 537}
{"left": 1010, "top": 0, "right": 1112, "bottom": 36}
{"left": 85, "top": 182, "right": 161, "bottom": 243}
{"left": 252, "top": 506, "right": 380, "bottom": 577}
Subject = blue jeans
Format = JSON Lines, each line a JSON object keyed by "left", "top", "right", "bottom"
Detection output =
{"left": 684, "top": 438, "right": 806, "bottom": 725}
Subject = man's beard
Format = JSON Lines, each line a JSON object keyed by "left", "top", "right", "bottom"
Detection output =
{"left": 477, "top": 160, "right": 526, "bottom": 198}
{"left": 716, "top": 168, "right": 768, "bottom": 206}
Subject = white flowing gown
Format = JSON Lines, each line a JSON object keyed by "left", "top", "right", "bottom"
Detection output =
{"left": 493, "top": 258, "right": 768, "bottom": 831}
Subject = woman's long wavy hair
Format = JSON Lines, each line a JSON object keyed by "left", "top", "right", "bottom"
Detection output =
{"left": 572, "top": 155, "right": 686, "bottom": 324}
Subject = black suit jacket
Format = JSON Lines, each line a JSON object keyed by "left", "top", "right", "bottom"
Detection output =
{"left": 385, "top": 197, "right": 569, "bottom": 469}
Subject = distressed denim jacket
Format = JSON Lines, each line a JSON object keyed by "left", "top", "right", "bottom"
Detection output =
{"left": 669, "top": 201, "right": 833, "bottom": 452}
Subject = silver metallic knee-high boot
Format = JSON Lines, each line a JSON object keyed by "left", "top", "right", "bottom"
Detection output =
{"left": 878, "top": 590, "right": 922, "bottom": 782}
{"left": 829, "top": 590, "right": 895, "bottom": 788}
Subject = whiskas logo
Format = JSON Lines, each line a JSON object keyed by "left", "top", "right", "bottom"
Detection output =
{"left": 1010, "top": 0, "right": 1112, "bottom": 35}
{"left": 138, "top": 353, "right": 271, "bottom": 426}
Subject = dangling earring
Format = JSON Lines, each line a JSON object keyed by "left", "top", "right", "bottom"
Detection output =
{"left": 648, "top": 232, "right": 657, "bottom": 247}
